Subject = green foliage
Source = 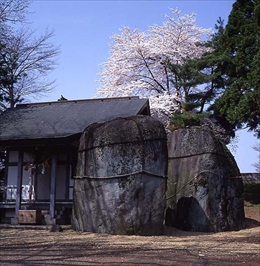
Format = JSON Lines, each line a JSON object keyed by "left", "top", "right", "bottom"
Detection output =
{"left": 170, "top": 111, "right": 209, "bottom": 129}
{"left": 168, "top": 57, "right": 218, "bottom": 114}
{"left": 176, "top": 0, "right": 260, "bottom": 138}
{"left": 212, "top": 0, "right": 260, "bottom": 137}
{"left": 168, "top": 17, "right": 228, "bottom": 125}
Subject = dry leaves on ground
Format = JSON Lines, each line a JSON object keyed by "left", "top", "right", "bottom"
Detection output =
{"left": 0, "top": 206, "right": 259, "bottom": 266}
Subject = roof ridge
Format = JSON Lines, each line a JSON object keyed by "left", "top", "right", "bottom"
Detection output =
{"left": 15, "top": 96, "right": 141, "bottom": 107}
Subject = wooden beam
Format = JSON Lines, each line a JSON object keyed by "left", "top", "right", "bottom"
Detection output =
{"left": 50, "top": 153, "right": 57, "bottom": 219}
{"left": 15, "top": 150, "right": 23, "bottom": 218}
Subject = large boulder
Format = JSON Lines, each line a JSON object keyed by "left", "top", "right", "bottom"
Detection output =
{"left": 72, "top": 115, "right": 168, "bottom": 235}
{"left": 166, "top": 127, "right": 245, "bottom": 232}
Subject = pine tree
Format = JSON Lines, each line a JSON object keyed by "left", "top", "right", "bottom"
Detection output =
{"left": 213, "top": 0, "right": 260, "bottom": 137}
{"left": 169, "top": 18, "right": 229, "bottom": 135}
{"left": 175, "top": 0, "right": 260, "bottom": 138}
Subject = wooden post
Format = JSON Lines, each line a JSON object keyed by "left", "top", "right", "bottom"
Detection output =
{"left": 50, "top": 153, "right": 57, "bottom": 219}
{"left": 3, "top": 151, "right": 9, "bottom": 201}
{"left": 15, "top": 150, "right": 23, "bottom": 218}
{"left": 65, "top": 151, "right": 72, "bottom": 201}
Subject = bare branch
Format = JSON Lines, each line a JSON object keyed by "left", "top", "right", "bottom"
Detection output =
{"left": 0, "top": 0, "right": 31, "bottom": 24}
{"left": 252, "top": 141, "right": 260, "bottom": 172}
{"left": 0, "top": 27, "right": 60, "bottom": 109}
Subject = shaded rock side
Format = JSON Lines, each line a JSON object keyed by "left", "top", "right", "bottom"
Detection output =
{"left": 72, "top": 115, "right": 168, "bottom": 235}
{"left": 166, "top": 127, "right": 245, "bottom": 232}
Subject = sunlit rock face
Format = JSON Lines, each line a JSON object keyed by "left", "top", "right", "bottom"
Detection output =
{"left": 72, "top": 115, "right": 168, "bottom": 235}
{"left": 166, "top": 127, "right": 245, "bottom": 232}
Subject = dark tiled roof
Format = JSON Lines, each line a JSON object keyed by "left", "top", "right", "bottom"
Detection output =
{"left": 0, "top": 97, "right": 150, "bottom": 142}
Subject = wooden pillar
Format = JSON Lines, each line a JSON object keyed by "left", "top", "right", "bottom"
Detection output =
{"left": 15, "top": 150, "right": 23, "bottom": 218}
{"left": 50, "top": 153, "right": 57, "bottom": 219}
{"left": 3, "top": 151, "right": 9, "bottom": 201}
{"left": 65, "top": 152, "right": 70, "bottom": 201}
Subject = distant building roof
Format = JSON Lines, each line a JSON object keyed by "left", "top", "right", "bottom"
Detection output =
{"left": 0, "top": 97, "right": 150, "bottom": 145}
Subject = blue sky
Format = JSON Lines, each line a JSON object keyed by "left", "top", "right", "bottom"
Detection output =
{"left": 28, "top": 0, "right": 259, "bottom": 173}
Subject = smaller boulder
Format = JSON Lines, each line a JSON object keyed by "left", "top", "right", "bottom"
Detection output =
{"left": 167, "top": 127, "right": 245, "bottom": 232}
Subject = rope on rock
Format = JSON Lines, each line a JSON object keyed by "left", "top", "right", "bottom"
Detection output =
{"left": 74, "top": 170, "right": 167, "bottom": 180}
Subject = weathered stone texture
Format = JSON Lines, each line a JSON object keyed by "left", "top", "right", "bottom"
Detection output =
{"left": 72, "top": 115, "right": 167, "bottom": 235}
{"left": 166, "top": 127, "right": 245, "bottom": 232}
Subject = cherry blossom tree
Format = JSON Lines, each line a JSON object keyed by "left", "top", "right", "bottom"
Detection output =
{"left": 96, "top": 9, "right": 211, "bottom": 123}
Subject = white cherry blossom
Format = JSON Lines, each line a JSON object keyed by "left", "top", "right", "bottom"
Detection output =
{"left": 95, "top": 8, "right": 212, "bottom": 124}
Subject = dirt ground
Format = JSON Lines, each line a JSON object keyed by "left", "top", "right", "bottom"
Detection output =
{"left": 0, "top": 206, "right": 259, "bottom": 266}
